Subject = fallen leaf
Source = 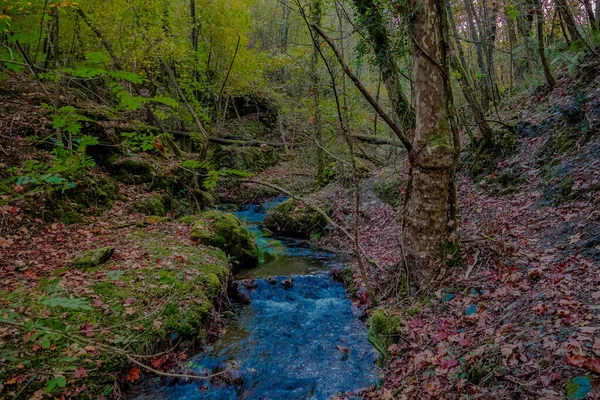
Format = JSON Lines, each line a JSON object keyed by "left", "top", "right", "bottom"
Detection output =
{"left": 127, "top": 366, "right": 141, "bottom": 383}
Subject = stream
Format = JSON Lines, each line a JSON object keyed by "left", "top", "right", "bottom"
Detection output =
{"left": 135, "top": 198, "right": 379, "bottom": 399}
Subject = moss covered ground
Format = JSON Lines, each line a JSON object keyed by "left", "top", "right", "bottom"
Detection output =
{"left": 0, "top": 216, "right": 231, "bottom": 398}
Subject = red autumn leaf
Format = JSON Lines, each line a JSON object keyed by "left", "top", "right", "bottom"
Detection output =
{"left": 5, "top": 374, "right": 26, "bottom": 385}
{"left": 440, "top": 357, "right": 459, "bottom": 369}
{"left": 151, "top": 355, "right": 169, "bottom": 370}
{"left": 567, "top": 354, "right": 587, "bottom": 367}
{"left": 127, "top": 366, "right": 141, "bottom": 383}
{"left": 74, "top": 366, "right": 88, "bottom": 379}
{"left": 80, "top": 323, "right": 95, "bottom": 337}
{"left": 583, "top": 358, "right": 600, "bottom": 374}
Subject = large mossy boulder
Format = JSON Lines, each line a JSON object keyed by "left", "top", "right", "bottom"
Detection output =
{"left": 71, "top": 246, "right": 114, "bottom": 269}
{"left": 45, "top": 175, "right": 119, "bottom": 224}
{"left": 106, "top": 156, "right": 154, "bottom": 184}
{"left": 189, "top": 210, "right": 259, "bottom": 269}
{"left": 133, "top": 193, "right": 169, "bottom": 216}
{"left": 209, "top": 145, "right": 281, "bottom": 173}
{"left": 262, "top": 199, "right": 327, "bottom": 239}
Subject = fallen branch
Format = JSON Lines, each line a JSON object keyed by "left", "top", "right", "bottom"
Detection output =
{"left": 351, "top": 133, "right": 402, "bottom": 146}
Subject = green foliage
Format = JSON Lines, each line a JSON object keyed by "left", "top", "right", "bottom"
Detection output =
{"left": 40, "top": 295, "right": 92, "bottom": 310}
{"left": 368, "top": 308, "right": 402, "bottom": 361}
{"left": 120, "top": 131, "right": 156, "bottom": 152}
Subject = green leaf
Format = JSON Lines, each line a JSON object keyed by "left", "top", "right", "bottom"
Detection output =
{"left": 40, "top": 295, "right": 91, "bottom": 310}
{"left": 110, "top": 70, "right": 144, "bottom": 84}
{"left": 41, "top": 338, "right": 51, "bottom": 349}
{"left": 45, "top": 376, "right": 67, "bottom": 394}
{"left": 84, "top": 51, "right": 110, "bottom": 65}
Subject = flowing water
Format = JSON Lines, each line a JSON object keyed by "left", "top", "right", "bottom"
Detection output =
{"left": 135, "top": 198, "right": 378, "bottom": 399}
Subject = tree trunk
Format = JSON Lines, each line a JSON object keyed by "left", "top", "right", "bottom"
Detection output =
{"left": 516, "top": 0, "right": 535, "bottom": 72}
{"left": 447, "top": 1, "right": 494, "bottom": 144}
{"left": 309, "top": 0, "right": 324, "bottom": 177}
{"left": 352, "top": 0, "right": 415, "bottom": 135}
{"left": 405, "top": 0, "right": 459, "bottom": 285}
{"left": 463, "top": 0, "right": 490, "bottom": 111}
{"left": 558, "top": 8, "right": 573, "bottom": 44}
{"left": 555, "top": 0, "right": 581, "bottom": 42}
{"left": 503, "top": 3, "right": 520, "bottom": 85}
{"left": 481, "top": 0, "right": 500, "bottom": 103}
{"left": 280, "top": 0, "right": 291, "bottom": 51}
{"left": 596, "top": 0, "right": 600, "bottom": 31}
{"left": 582, "top": 0, "right": 596, "bottom": 30}
{"left": 535, "top": 0, "right": 556, "bottom": 87}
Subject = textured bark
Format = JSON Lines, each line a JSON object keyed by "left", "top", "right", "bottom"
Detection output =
{"left": 534, "top": 0, "right": 556, "bottom": 88}
{"left": 555, "top": 0, "right": 581, "bottom": 42}
{"left": 463, "top": 0, "right": 490, "bottom": 110}
{"left": 516, "top": 0, "right": 535, "bottom": 72}
{"left": 405, "top": 0, "right": 459, "bottom": 284}
{"left": 481, "top": 0, "right": 500, "bottom": 102}
{"left": 596, "top": 0, "right": 600, "bottom": 30}
{"left": 582, "top": 0, "right": 596, "bottom": 30}
{"left": 447, "top": 1, "right": 494, "bottom": 144}
{"left": 309, "top": 0, "right": 324, "bottom": 177}
{"left": 352, "top": 0, "right": 415, "bottom": 135}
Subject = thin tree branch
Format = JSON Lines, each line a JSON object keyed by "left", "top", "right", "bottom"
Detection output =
{"left": 310, "top": 24, "right": 413, "bottom": 152}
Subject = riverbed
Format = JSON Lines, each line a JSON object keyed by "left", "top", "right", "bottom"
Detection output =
{"left": 134, "top": 199, "right": 379, "bottom": 399}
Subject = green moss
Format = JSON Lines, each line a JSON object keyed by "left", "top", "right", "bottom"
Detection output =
{"left": 209, "top": 145, "right": 280, "bottom": 173}
{"left": 262, "top": 199, "right": 327, "bottom": 239}
{"left": 134, "top": 194, "right": 167, "bottom": 216}
{"left": 2, "top": 230, "right": 230, "bottom": 399}
{"left": 368, "top": 308, "right": 402, "bottom": 361}
{"left": 71, "top": 246, "right": 115, "bottom": 269}
{"left": 464, "top": 131, "right": 515, "bottom": 179}
{"left": 189, "top": 210, "right": 259, "bottom": 269}
{"left": 426, "top": 120, "right": 453, "bottom": 150}
{"left": 318, "top": 162, "right": 337, "bottom": 187}
{"left": 106, "top": 157, "right": 154, "bottom": 184}
{"left": 340, "top": 267, "right": 357, "bottom": 297}
{"left": 373, "top": 174, "right": 405, "bottom": 209}
{"left": 45, "top": 175, "right": 118, "bottom": 224}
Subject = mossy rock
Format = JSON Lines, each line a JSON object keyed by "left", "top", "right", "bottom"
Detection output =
{"left": 45, "top": 175, "right": 118, "bottom": 224}
{"left": 368, "top": 308, "right": 402, "bottom": 360}
{"left": 478, "top": 166, "right": 526, "bottom": 196}
{"left": 133, "top": 193, "right": 169, "bottom": 216}
{"left": 262, "top": 199, "right": 327, "bottom": 239}
{"left": 71, "top": 246, "right": 114, "bottom": 269}
{"left": 209, "top": 145, "right": 281, "bottom": 173}
{"left": 373, "top": 174, "right": 405, "bottom": 209}
{"left": 340, "top": 266, "right": 357, "bottom": 297}
{"left": 106, "top": 156, "right": 154, "bottom": 184}
{"left": 0, "top": 226, "right": 230, "bottom": 399}
{"left": 189, "top": 210, "right": 259, "bottom": 269}
{"left": 464, "top": 131, "right": 515, "bottom": 179}
{"left": 318, "top": 162, "right": 337, "bottom": 187}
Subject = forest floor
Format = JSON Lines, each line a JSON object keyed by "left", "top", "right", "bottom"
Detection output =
{"left": 314, "top": 62, "right": 600, "bottom": 398}
{"left": 2, "top": 56, "right": 600, "bottom": 399}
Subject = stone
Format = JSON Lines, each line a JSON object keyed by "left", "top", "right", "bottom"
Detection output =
{"left": 72, "top": 246, "right": 115, "bottom": 269}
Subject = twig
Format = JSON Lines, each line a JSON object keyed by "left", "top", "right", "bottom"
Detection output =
{"left": 310, "top": 23, "right": 413, "bottom": 152}
{"left": 0, "top": 319, "right": 228, "bottom": 380}
{"left": 125, "top": 354, "right": 230, "bottom": 381}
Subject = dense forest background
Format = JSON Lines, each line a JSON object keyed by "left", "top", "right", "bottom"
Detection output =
{"left": 1, "top": 0, "right": 599, "bottom": 398}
